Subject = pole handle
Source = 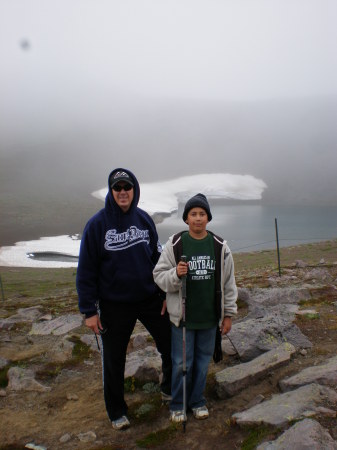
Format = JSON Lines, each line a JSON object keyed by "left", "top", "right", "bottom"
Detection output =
{"left": 181, "top": 255, "right": 187, "bottom": 299}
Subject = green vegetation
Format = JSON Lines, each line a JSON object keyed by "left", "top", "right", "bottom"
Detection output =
{"left": 0, "top": 366, "right": 9, "bottom": 388}
{"left": 303, "top": 313, "right": 320, "bottom": 320}
{"left": 124, "top": 376, "right": 136, "bottom": 393}
{"left": 35, "top": 336, "right": 92, "bottom": 381}
{"left": 68, "top": 335, "right": 92, "bottom": 363}
{"left": 0, "top": 239, "right": 335, "bottom": 309}
{"left": 0, "top": 267, "right": 79, "bottom": 317}
{"left": 0, "top": 267, "right": 77, "bottom": 298}
{"left": 129, "top": 393, "right": 163, "bottom": 424}
{"left": 233, "top": 239, "right": 337, "bottom": 273}
{"left": 240, "top": 425, "right": 278, "bottom": 450}
{"left": 136, "top": 424, "right": 178, "bottom": 448}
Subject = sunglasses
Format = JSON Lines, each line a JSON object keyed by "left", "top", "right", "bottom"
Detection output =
{"left": 112, "top": 183, "right": 133, "bottom": 192}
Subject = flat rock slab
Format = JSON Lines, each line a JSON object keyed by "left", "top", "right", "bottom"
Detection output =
{"left": 0, "top": 306, "right": 43, "bottom": 330}
{"left": 279, "top": 356, "right": 337, "bottom": 392}
{"left": 10, "top": 306, "right": 43, "bottom": 321}
{"left": 216, "top": 343, "right": 296, "bottom": 398}
{"left": 232, "top": 383, "right": 337, "bottom": 428}
{"left": 30, "top": 314, "right": 83, "bottom": 335}
{"left": 257, "top": 418, "right": 337, "bottom": 450}
{"left": 7, "top": 367, "right": 50, "bottom": 392}
{"left": 46, "top": 336, "right": 75, "bottom": 363}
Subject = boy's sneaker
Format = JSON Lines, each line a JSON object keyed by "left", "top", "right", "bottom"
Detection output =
{"left": 111, "top": 415, "right": 130, "bottom": 430}
{"left": 192, "top": 406, "right": 209, "bottom": 420}
{"left": 170, "top": 410, "right": 186, "bottom": 423}
{"left": 161, "top": 391, "right": 172, "bottom": 402}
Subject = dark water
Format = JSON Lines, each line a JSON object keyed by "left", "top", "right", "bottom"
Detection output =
{"left": 27, "top": 251, "right": 79, "bottom": 262}
{"left": 7, "top": 204, "right": 337, "bottom": 264}
{"left": 156, "top": 204, "right": 337, "bottom": 253}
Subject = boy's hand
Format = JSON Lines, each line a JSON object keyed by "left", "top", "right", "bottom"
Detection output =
{"left": 221, "top": 316, "right": 232, "bottom": 335}
{"left": 176, "top": 261, "right": 188, "bottom": 278}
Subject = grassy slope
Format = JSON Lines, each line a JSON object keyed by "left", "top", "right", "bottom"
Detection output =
{"left": 0, "top": 239, "right": 336, "bottom": 307}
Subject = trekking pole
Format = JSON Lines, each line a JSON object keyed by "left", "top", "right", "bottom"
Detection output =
{"left": 225, "top": 333, "right": 242, "bottom": 363}
{"left": 181, "top": 255, "right": 187, "bottom": 433}
{"left": 275, "top": 218, "right": 281, "bottom": 277}
{"left": 94, "top": 332, "right": 101, "bottom": 352}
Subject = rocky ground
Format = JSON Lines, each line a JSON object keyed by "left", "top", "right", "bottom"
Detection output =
{"left": 0, "top": 240, "right": 337, "bottom": 450}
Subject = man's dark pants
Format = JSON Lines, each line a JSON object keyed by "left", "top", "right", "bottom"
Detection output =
{"left": 100, "top": 295, "right": 172, "bottom": 421}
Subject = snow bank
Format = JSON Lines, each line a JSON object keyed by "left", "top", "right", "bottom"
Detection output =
{"left": 93, "top": 173, "right": 267, "bottom": 215}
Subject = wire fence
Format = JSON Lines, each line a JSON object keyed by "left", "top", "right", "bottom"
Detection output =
{"left": 231, "top": 236, "right": 337, "bottom": 253}
{"left": 0, "top": 275, "right": 4, "bottom": 302}
{"left": 232, "top": 211, "right": 336, "bottom": 281}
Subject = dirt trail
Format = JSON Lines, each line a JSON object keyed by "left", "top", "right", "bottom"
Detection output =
{"left": 1, "top": 241, "right": 337, "bottom": 449}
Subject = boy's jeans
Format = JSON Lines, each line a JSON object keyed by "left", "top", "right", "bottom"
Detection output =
{"left": 170, "top": 324, "right": 216, "bottom": 411}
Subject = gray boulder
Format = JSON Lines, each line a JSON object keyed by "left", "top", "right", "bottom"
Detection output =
{"left": 0, "top": 356, "right": 9, "bottom": 369}
{"left": 279, "top": 356, "right": 337, "bottom": 391}
{"left": 304, "top": 268, "right": 333, "bottom": 282}
{"left": 248, "top": 287, "right": 311, "bottom": 308}
{"left": 257, "top": 418, "right": 337, "bottom": 450}
{"left": 125, "top": 346, "right": 162, "bottom": 382}
{"left": 228, "top": 315, "right": 312, "bottom": 362}
{"left": 232, "top": 383, "right": 337, "bottom": 428}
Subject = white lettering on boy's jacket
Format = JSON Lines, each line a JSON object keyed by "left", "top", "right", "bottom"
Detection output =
{"left": 104, "top": 226, "right": 150, "bottom": 251}
{"left": 188, "top": 255, "right": 215, "bottom": 281}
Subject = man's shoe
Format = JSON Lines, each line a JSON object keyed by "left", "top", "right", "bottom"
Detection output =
{"left": 161, "top": 391, "right": 172, "bottom": 402}
{"left": 111, "top": 415, "right": 130, "bottom": 430}
{"left": 192, "top": 406, "right": 209, "bottom": 420}
{"left": 170, "top": 410, "right": 186, "bottom": 423}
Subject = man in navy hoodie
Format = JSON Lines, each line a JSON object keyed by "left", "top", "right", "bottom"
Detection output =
{"left": 76, "top": 168, "right": 171, "bottom": 430}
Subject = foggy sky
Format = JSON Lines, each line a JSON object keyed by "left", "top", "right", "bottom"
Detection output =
{"left": 1, "top": 0, "right": 337, "bottom": 209}
{"left": 1, "top": 0, "right": 337, "bottom": 110}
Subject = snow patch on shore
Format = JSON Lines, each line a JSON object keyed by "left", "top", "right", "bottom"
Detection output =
{"left": 0, "top": 235, "right": 80, "bottom": 268}
{"left": 93, "top": 173, "right": 267, "bottom": 215}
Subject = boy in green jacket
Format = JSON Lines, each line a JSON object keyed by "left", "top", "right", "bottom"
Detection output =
{"left": 153, "top": 193, "right": 237, "bottom": 423}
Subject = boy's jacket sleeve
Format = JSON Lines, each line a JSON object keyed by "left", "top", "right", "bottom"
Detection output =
{"left": 222, "top": 250, "right": 238, "bottom": 317}
{"left": 153, "top": 240, "right": 182, "bottom": 293}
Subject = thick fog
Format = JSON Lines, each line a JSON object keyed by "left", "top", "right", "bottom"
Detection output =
{"left": 1, "top": 1, "right": 337, "bottom": 245}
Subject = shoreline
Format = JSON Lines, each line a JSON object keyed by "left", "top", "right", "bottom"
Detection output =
{"left": 1, "top": 237, "right": 336, "bottom": 270}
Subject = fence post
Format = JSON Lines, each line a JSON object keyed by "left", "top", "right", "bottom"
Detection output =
{"left": 275, "top": 218, "right": 281, "bottom": 276}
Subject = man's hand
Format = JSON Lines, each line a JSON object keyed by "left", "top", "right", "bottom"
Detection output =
{"left": 221, "top": 316, "right": 232, "bottom": 335}
{"left": 85, "top": 314, "right": 102, "bottom": 335}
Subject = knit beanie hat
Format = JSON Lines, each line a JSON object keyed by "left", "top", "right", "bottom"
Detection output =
{"left": 182, "top": 193, "right": 212, "bottom": 222}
